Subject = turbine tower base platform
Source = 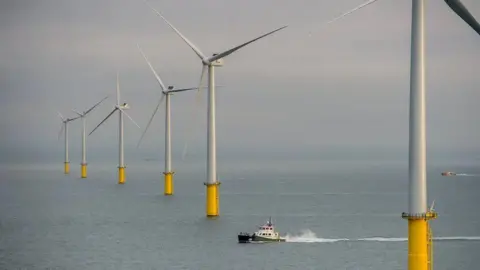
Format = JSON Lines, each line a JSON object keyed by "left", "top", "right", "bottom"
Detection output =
{"left": 402, "top": 211, "right": 437, "bottom": 270}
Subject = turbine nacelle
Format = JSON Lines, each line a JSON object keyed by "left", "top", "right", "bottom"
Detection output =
{"left": 119, "top": 103, "right": 130, "bottom": 110}
{"left": 210, "top": 54, "right": 224, "bottom": 67}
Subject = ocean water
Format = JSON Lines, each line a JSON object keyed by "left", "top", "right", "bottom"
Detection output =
{"left": 0, "top": 157, "right": 479, "bottom": 269}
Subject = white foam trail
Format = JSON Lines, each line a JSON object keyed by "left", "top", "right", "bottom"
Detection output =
{"left": 357, "top": 237, "right": 406, "bottom": 242}
{"left": 456, "top": 174, "right": 480, "bottom": 177}
{"left": 284, "top": 230, "right": 480, "bottom": 243}
{"left": 285, "top": 230, "right": 349, "bottom": 243}
{"left": 434, "top": 236, "right": 480, "bottom": 241}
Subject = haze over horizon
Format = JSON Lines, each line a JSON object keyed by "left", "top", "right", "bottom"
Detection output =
{"left": 1, "top": 0, "right": 478, "bottom": 165}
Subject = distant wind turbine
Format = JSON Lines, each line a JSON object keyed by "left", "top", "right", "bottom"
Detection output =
{"left": 72, "top": 96, "right": 108, "bottom": 178}
{"left": 89, "top": 73, "right": 140, "bottom": 184}
{"left": 323, "top": 0, "right": 478, "bottom": 269}
{"left": 146, "top": 1, "right": 287, "bottom": 217}
{"left": 137, "top": 45, "right": 199, "bottom": 195}
{"left": 57, "top": 112, "right": 80, "bottom": 174}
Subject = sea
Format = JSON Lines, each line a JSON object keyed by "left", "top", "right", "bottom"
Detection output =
{"left": 0, "top": 152, "right": 479, "bottom": 269}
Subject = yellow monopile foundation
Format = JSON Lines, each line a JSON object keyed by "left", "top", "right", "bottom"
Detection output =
{"left": 81, "top": 163, "right": 87, "bottom": 178}
{"left": 402, "top": 212, "right": 437, "bottom": 270}
{"left": 118, "top": 167, "right": 125, "bottom": 184}
{"left": 205, "top": 182, "right": 220, "bottom": 217}
{"left": 64, "top": 162, "right": 70, "bottom": 174}
{"left": 163, "top": 172, "right": 174, "bottom": 195}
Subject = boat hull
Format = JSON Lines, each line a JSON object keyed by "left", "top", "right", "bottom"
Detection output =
{"left": 238, "top": 233, "right": 285, "bottom": 243}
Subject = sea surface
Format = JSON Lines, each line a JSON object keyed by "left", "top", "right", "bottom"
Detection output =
{"left": 0, "top": 156, "right": 479, "bottom": 269}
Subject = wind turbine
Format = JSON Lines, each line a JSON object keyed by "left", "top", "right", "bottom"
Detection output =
{"left": 89, "top": 73, "right": 140, "bottom": 184}
{"left": 324, "top": 0, "right": 478, "bottom": 269}
{"left": 57, "top": 112, "right": 80, "bottom": 174}
{"left": 137, "top": 45, "right": 198, "bottom": 195}
{"left": 146, "top": 2, "right": 287, "bottom": 217}
{"left": 72, "top": 96, "right": 108, "bottom": 178}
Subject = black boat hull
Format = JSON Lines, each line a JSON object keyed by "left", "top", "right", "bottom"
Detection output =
{"left": 238, "top": 233, "right": 285, "bottom": 243}
{"left": 238, "top": 233, "right": 253, "bottom": 243}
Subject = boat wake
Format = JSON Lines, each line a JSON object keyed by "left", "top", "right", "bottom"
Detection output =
{"left": 455, "top": 173, "right": 480, "bottom": 177}
{"left": 284, "top": 230, "right": 480, "bottom": 243}
{"left": 285, "top": 230, "right": 349, "bottom": 243}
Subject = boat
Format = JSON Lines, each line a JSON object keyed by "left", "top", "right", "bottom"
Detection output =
{"left": 441, "top": 171, "right": 456, "bottom": 176}
{"left": 237, "top": 217, "right": 286, "bottom": 243}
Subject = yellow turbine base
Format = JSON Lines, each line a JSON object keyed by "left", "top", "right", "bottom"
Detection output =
{"left": 118, "top": 167, "right": 125, "bottom": 184}
{"left": 163, "top": 172, "right": 174, "bottom": 195}
{"left": 64, "top": 162, "right": 70, "bottom": 174}
{"left": 205, "top": 182, "right": 220, "bottom": 217}
{"left": 408, "top": 219, "right": 428, "bottom": 270}
{"left": 81, "top": 163, "right": 87, "bottom": 178}
{"left": 402, "top": 212, "right": 437, "bottom": 270}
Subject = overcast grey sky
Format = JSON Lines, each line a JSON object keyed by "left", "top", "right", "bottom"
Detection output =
{"left": 1, "top": 0, "right": 478, "bottom": 163}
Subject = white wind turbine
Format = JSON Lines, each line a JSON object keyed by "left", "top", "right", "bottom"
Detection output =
{"left": 137, "top": 45, "right": 199, "bottom": 195}
{"left": 323, "top": 0, "right": 478, "bottom": 269}
{"left": 146, "top": 2, "right": 287, "bottom": 217}
{"left": 89, "top": 73, "right": 140, "bottom": 184}
{"left": 57, "top": 112, "right": 80, "bottom": 174}
{"left": 72, "top": 96, "right": 108, "bottom": 178}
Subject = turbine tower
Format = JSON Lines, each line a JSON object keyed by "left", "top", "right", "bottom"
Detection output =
{"left": 146, "top": 2, "right": 287, "bottom": 217}
{"left": 137, "top": 45, "right": 198, "bottom": 195}
{"left": 325, "top": 0, "right": 478, "bottom": 269}
{"left": 89, "top": 73, "right": 140, "bottom": 184}
{"left": 72, "top": 96, "right": 108, "bottom": 178}
{"left": 57, "top": 112, "right": 80, "bottom": 174}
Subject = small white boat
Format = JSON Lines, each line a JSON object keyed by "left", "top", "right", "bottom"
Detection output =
{"left": 238, "top": 217, "right": 286, "bottom": 243}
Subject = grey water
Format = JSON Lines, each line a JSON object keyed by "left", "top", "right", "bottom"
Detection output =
{"left": 0, "top": 154, "right": 479, "bottom": 269}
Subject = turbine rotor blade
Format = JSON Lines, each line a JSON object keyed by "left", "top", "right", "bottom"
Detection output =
{"left": 119, "top": 108, "right": 141, "bottom": 129}
{"left": 208, "top": 25, "right": 288, "bottom": 63}
{"left": 58, "top": 123, "right": 65, "bottom": 141}
{"left": 57, "top": 111, "right": 65, "bottom": 121}
{"left": 193, "top": 65, "right": 207, "bottom": 115}
{"left": 67, "top": 115, "right": 81, "bottom": 122}
{"left": 137, "top": 44, "right": 167, "bottom": 92}
{"left": 85, "top": 96, "right": 108, "bottom": 115}
{"left": 167, "top": 86, "right": 206, "bottom": 93}
{"left": 137, "top": 94, "right": 165, "bottom": 148}
{"left": 181, "top": 65, "right": 207, "bottom": 160}
{"left": 72, "top": 109, "right": 83, "bottom": 117}
{"left": 117, "top": 72, "right": 121, "bottom": 105}
{"left": 445, "top": 0, "right": 480, "bottom": 36}
{"left": 88, "top": 108, "right": 117, "bottom": 136}
{"left": 145, "top": 1, "right": 206, "bottom": 60}
{"left": 324, "top": 0, "right": 381, "bottom": 25}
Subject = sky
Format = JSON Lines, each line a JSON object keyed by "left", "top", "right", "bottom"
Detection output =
{"left": 1, "top": 0, "right": 479, "bottom": 165}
